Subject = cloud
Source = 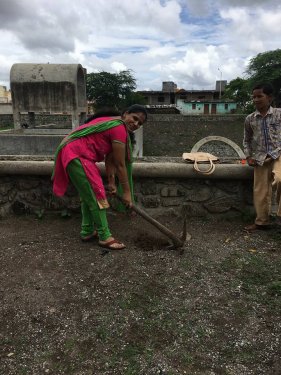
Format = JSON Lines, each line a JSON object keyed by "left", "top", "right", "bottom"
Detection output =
{"left": 0, "top": 0, "right": 280, "bottom": 90}
{"left": 111, "top": 61, "right": 127, "bottom": 72}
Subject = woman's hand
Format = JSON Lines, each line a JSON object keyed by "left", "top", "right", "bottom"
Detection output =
{"left": 122, "top": 191, "right": 132, "bottom": 207}
{"left": 107, "top": 183, "right": 117, "bottom": 195}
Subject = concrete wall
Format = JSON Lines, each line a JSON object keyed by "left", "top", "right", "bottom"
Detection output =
{"left": 144, "top": 114, "right": 245, "bottom": 156}
{"left": 0, "top": 103, "right": 13, "bottom": 114}
{"left": 0, "top": 114, "right": 72, "bottom": 129}
{"left": 0, "top": 113, "right": 246, "bottom": 157}
{"left": 20, "top": 113, "right": 72, "bottom": 128}
{"left": 0, "top": 134, "right": 64, "bottom": 155}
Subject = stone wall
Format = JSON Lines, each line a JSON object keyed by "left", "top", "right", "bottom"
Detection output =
{"left": 0, "top": 173, "right": 254, "bottom": 220}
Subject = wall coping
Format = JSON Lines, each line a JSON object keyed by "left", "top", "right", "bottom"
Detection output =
{"left": 0, "top": 160, "right": 253, "bottom": 180}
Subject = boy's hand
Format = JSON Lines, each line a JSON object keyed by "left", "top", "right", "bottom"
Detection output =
{"left": 247, "top": 157, "right": 257, "bottom": 167}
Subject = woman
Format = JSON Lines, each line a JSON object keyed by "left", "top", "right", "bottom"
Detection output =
{"left": 52, "top": 104, "right": 148, "bottom": 250}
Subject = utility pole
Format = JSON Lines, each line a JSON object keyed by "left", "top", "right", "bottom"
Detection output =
{"left": 218, "top": 67, "right": 222, "bottom": 100}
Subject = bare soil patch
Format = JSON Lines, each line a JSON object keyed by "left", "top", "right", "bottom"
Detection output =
{"left": 1, "top": 210, "right": 281, "bottom": 375}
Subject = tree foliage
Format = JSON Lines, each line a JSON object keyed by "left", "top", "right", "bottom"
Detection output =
{"left": 246, "top": 49, "right": 281, "bottom": 106}
{"left": 86, "top": 70, "right": 145, "bottom": 111}
{"left": 223, "top": 77, "right": 254, "bottom": 113}
{"left": 224, "top": 49, "right": 281, "bottom": 111}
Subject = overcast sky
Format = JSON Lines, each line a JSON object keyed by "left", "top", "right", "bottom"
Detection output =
{"left": 0, "top": 0, "right": 280, "bottom": 91}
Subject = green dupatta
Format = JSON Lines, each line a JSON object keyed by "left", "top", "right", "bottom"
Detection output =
{"left": 52, "top": 119, "right": 134, "bottom": 211}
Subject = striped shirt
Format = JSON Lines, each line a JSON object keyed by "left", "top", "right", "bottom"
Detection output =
{"left": 243, "top": 106, "right": 281, "bottom": 165}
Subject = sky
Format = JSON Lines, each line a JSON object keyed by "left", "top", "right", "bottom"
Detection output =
{"left": 0, "top": 0, "right": 281, "bottom": 91}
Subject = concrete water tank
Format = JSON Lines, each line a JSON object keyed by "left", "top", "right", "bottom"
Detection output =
{"left": 10, "top": 63, "right": 87, "bottom": 129}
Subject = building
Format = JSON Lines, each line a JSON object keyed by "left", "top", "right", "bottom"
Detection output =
{"left": 0, "top": 85, "right": 12, "bottom": 103}
{"left": 137, "top": 80, "right": 237, "bottom": 114}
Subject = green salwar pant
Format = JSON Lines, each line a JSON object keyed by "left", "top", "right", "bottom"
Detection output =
{"left": 67, "top": 158, "right": 111, "bottom": 241}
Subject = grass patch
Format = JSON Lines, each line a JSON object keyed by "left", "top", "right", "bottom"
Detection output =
{"left": 219, "top": 251, "right": 281, "bottom": 310}
{"left": 18, "top": 368, "right": 29, "bottom": 375}
{"left": 0, "top": 125, "right": 13, "bottom": 131}
{"left": 270, "top": 229, "right": 281, "bottom": 242}
{"left": 267, "top": 281, "right": 281, "bottom": 296}
{"left": 241, "top": 256, "right": 274, "bottom": 285}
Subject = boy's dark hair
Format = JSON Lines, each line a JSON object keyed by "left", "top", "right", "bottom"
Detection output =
{"left": 252, "top": 83, "right": 274, "bottom": 96}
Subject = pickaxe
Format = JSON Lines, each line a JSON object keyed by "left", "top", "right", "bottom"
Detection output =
{"left": 114, "top": 194, "right": 191, "bottom": 249}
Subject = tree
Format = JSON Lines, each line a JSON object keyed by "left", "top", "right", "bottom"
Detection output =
{"left": 86, "top": 70, "right": 140, "bottom": 111}
{"left": 223, "top": 77, "right": 254, "bottom": 113}
{"left": 223, "top": 49, "right": 281, "bottom": 110}
{"left": 246, "top": 49, "right": 281, "bottom": 106}
{"left": 119, "top": 91, "right": 146, "bottom": 110}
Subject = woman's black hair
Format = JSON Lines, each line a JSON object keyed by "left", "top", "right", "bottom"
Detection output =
{"left": 84, "top": 108, "right": 121, "bottom": 124}
{"left": 122, "top": 104, "right": 148, "bottom": 123}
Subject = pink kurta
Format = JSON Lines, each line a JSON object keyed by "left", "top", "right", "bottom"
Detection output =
{"left": 52, "top": 117, "right": 127, "bottom": 202}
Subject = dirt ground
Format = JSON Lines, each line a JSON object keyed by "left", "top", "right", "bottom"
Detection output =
{"left": 0, "top": 209, "right": 281, "bottom": 375}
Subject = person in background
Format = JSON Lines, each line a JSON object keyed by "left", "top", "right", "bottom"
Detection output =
{"left": 243, "top": 83, "right": 281, "bottom": 231}
{"left": 52, "top": 104, "right": 148, "bottom": 249}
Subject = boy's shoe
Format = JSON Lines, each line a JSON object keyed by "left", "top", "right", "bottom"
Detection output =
{"left": 244, "top": 223, "right": 271, "bottom": 232}
{"left": 275, "top": 216, "right": 281, "bottom": 226}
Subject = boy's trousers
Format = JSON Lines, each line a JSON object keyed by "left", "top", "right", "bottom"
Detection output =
{"left": 254, "top": 156, "right": 281, "bottom": 225}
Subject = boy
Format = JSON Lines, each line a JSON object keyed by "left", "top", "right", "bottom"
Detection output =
{"left": 243, "top": 83, "right": 281, "bottom": 231}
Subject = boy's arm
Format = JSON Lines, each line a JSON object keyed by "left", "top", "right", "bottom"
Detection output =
{"left": 243, "top": 116, "right": 255, "bottom": 166}
{"left": 243, "top": 116, "right": 253, "bottom": 157}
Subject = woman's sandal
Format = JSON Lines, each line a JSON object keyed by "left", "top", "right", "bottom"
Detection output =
{"left": 81, "top": 231, "right": 98, "bottom": 242}
{"left": 98, "top": 239, "right": 126, "bottom": 250}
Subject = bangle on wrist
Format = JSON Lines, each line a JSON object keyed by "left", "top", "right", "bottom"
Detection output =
{"left": 119, "top": 181, "right": 129, "bottom": 185}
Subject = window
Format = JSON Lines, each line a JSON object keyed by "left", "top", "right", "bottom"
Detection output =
{"left": 198, "top": 95, "right": 205, "bottom": 99}
{"left": 225, "top": 103, "right": 228, "bottom": 110}
{"left": 158, "top": 96, "right": 165, "bottom": 102}
{"left": 192, "top": 103, "right": 196, "bottom": 110}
